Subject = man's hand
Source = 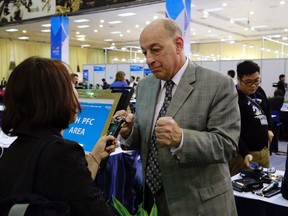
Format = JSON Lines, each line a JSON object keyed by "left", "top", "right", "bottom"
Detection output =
{"left": 268, "top": 130, "right": 274, "bottom": 144}
{"left": 155, "top": 116, "right": 182, "bottom": 148}
{"left": 243, "top": 154, "right": 253, "bottom": 168}
{"left": 113, "top": 110, "right": 135, "bottom": 139}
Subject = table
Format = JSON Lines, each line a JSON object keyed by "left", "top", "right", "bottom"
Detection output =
{"left": 96, "top": 148, "right": 143, "bottom": 215}
{"left": 232, "top": 170, "right": 288, "bottom": 216}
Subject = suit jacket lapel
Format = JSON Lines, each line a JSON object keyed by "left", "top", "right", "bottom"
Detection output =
{"left": 145, "top": 78, "right": 161, "bottom": 143}
{"left": 166, "top": 62, "right": 196, "bottom": 117}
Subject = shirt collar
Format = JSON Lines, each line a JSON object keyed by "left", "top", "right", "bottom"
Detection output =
{"left": 160, "top": 57, "right": 189, "bottom": 89}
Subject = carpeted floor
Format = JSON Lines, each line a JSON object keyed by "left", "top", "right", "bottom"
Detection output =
{"left": 270, "top": 140, "right": 287, "bottom": 171}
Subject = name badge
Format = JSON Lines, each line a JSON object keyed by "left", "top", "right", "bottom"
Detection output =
{"left": 259, "top": 115, "right": 268, "bottom": 125}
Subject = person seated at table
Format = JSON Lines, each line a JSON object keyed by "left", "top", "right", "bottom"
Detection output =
{"left": 268, "top": 89, "right": 284, "bottom": 112}
{"left": 0, "top": 57, "right": 117, "bottom": 215}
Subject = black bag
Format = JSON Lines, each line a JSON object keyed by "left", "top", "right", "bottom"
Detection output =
{"left": 281, "top": 145, "right": 288, "bottom": 199}
{"left": 0, "top": 135, "right": 71, "bottom": 216}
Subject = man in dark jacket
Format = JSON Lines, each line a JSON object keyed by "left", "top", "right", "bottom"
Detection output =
{"left": 277, "top": 74, "right": 286, "bottom": 96}
{"left": 229, "top": 60, "right": 274, "bottom": 176}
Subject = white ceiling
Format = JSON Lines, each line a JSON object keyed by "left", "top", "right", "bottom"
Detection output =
{"left": 1, "top": 0, "right": 288, "bottom": 50}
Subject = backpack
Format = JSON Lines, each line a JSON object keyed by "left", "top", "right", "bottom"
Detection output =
{"left": 0, "top": 135, "right": 71, "bottom": 216}
{"left": 281, "top": 144, "right": 288, "bottom": 200}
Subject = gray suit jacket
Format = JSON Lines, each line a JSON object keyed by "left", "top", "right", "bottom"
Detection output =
{"left": 127, "top": 62, "right": 240, "bottom": 215}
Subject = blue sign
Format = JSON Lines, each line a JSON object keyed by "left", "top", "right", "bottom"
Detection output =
{"left": 83, "top": 69, "right": 89, "bottom": 81}
{"left": 130, "top": 65, "right": 143, "bottom": 72}
{"left": 94, "top": 66, "right": 105, "bottom": 72}
{"left": 144, "top": 68, "right": 152, "bottom": 75}
{"left": 63, "top": 101, "right": 112, "bottom": 152}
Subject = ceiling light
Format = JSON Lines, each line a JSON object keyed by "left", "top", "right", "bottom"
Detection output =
{"left": 74, "top": 19, "right": 89, "bottom": 23}
{"left": 108, "top": 21, "right": 122, "bottom": 24}
{"left": 94, "top": 29, "right": 98, "bottom": 33}
{"left": 222, "top": 3, "right": 228, "bottom": 7}
{"left": 126, "top": 30, "right": 130, "bottom": 33}
{"left": 41, "top": 29, "right": 51, "bottom": 32}
{"left": 284, "top": 29, "right": 288, "bottom": 32}
{"left": 251, "top": 25, "right": 267, "bottom": 29}
{"left": 205, "top": 8, "right": 223, "bottom": 12}
{"left": 81, "top": 44, "right": 90, "bottom": 47}
{"left": 41, "top": 24, "right": 51, "bottom": 27}
{"left": 104, "top": 39, "right": 114, "bottom": 42}
{"left": 135, "top": 24, "right": 140, "bottom": 28}
{"left": 118, "top": 12, "right": 136, "bottom": 17}
{"left": 75, "top": 35, "right": 86, "bottom": 38}
{"left": 249, "top": 11, "right": 254, "bottom": 15}
{"left": 111, "top": 43, "right": 115, "bottom": 45}
{"left": 280, "top": 1, "right": 286, "bottom": 5}
{"left": 77, "top": 25, "right": 90, "bottom": 28}
{"left": 99, "top": 24, "right": 104, "bottom": 28}
{"left": 153, "top": 16, "right": 158, "bottom": 19}
{"left": 6, "top": 29, "right": 18, "bottom": 32}
{"left": 100, "top": 20, "right": 104, "bottom": 23}
{"left": 22, "top": 30, "right": 27, "bottom": 33}
{"left": 231, "top": 17, "right": 249, "bottom": 22}
{"left": 111, "top": 31, "right": 122, "bottom": 34}
{"left": 18, "top": 36, "right": 29, "bottom": 40}
{"left": 120, "top": 34, "right": 123, "bottom": 37}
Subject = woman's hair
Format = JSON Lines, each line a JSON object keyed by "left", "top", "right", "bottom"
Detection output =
{"left": 115, "top": 71, "right": 126, "bottom": 81}
{"left": 2, "top": 56, "right": 81, "bottom": 134}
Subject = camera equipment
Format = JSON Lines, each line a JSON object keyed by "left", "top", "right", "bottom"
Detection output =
{"left": 232, "top": 177, "right": 263, "bottom": 192}
{"left": 106, "top": 116, "right": 125, "bottom": 147}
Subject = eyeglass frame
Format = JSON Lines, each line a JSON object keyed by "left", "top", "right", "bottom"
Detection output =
{"left": 240, "top": 77, "right": 261, "bottom": 87}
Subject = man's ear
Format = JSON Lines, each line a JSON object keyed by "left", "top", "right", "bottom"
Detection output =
{"left": 175, "top": 36, "right": 184, "bottom": 54}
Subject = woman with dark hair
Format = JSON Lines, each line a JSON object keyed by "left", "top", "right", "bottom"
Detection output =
{"left": 0, "top": 57, "right": 117, "bottom": 215}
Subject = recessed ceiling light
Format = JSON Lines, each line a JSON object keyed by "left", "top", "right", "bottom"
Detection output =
{"left": 77, "top": 25, "right": 90, "bottom": 28}
{"left": 104, "top": 39, "right": 114, "bottom": 42}
{"left": 108, "top": 21, "right": 122, "bottom": 24}
{"left": 280, "top": 1, "right": 285, "bottom": 5}
{"left": 22, "top": 30, "right": 27, "bottom": 33}
{"left": 99, "top": 24, "right": 104, "bottom": 28}
{"left": 94, "top": 29, "right": 98, "bottom": 33}
{"left": 41, "top": 24, "right": 51, "bottom": 27}
{"left": 100, "top": 20, "right": 105, "bottom": 23}
{"left": 126, "top": 30, "right": 131, "bottom": 33}
{"left": 41, "top": 29, "right": 51, "bottom": 32}
{"left": 6, "top": 29, "right": 18, "bottom": 32}
{"left": 118, "top": 12, "right": 136, "bottom": 17}
{"left": 81, "top": 44, "right": 90, "bottom": 47}
{"left": 18, "top": 36, "right": 29, "bottom": 40}
{"left": 74, "top": 19, "right": 89, "bottom": 23}
{"left": 222, "top": 3, "right": 228, "bottom": 7}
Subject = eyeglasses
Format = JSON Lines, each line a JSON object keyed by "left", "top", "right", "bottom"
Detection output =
{"left": 240, "top": 78, "right": 261, "bottom": 87}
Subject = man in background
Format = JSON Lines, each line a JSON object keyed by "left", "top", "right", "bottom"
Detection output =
{"left": 227, "top": 69, "right": 237, "bottom": 85}
{"left": 277, "top": 74, "right": 286, "bottom": 96}
{"left": 229, "top": 60, "right": 274, "bottom": 176}
{"left": 116, "top": 18, "right": 240, "bottom": 215}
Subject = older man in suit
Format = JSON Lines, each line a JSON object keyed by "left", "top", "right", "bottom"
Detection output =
{"left": 116, "top": 18, "right": 240, "bottom": 215}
